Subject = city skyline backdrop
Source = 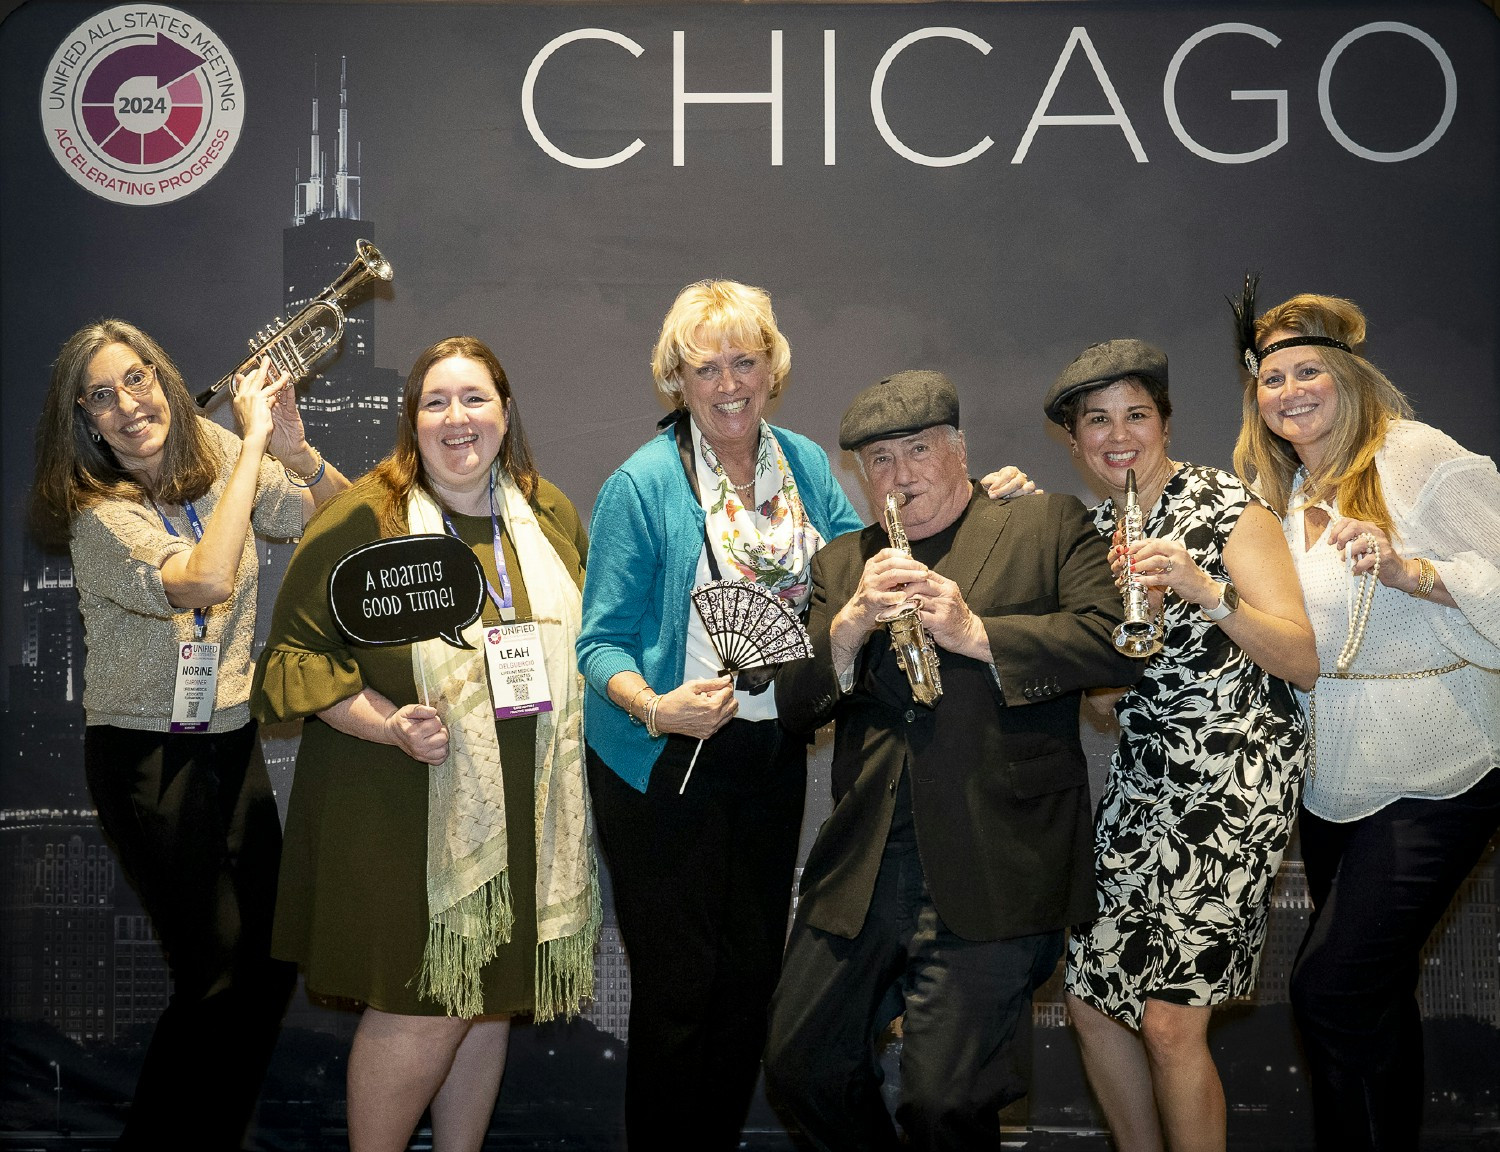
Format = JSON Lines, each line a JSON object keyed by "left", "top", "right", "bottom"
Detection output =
{"left": 2, "top": 2, "right": 1497, "bottom": 1145}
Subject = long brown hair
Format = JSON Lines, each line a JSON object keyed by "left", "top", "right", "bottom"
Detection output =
{"left": 372, "top": 337, "right": 539, "bottom": 536}
{"left": 30, "top": 319, "right": 220, "bottom": 549}
{"left": 1232, "top": 294, "right": 1413, "bottom": 536}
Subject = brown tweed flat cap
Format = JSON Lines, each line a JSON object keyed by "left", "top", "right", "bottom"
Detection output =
{"left": 839, "top": 369, "right": 960, "bottom": 451}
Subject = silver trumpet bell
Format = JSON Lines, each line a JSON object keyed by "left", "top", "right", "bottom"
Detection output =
{"left": 196, "top": 239, "right": 394, "bottom": 407}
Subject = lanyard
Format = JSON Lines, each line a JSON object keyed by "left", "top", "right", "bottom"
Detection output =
{"left": 156, "top": 501, "right": 208, "bottom": 639}
{"left": 672, "top": 414, "right": 725, "bottom": 581}
{"left": 442, "top": 472, "right": 514, "bottom": 620}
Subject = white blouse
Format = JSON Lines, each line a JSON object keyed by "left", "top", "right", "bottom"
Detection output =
{"left": 1285, "top": 421, "right": 1500, "bottom": 822}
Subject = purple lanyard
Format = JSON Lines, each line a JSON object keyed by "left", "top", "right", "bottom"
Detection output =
{"left": 442, "top": 472, "right": 514, "bottom": 621}
{"left": 155, "top": 501, "right": 208, "bottom": 639}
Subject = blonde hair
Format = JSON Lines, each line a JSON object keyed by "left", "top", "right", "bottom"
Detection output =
{"left": 650, "top": 280, "right": 791, "bottom": 406}
{"left": 1232, "top": 293, "right": 1412, "bottom": 536}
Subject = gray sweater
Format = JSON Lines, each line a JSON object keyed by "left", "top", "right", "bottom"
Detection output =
{"left": 70, "top": 417, "right": 304, "bottom": 732}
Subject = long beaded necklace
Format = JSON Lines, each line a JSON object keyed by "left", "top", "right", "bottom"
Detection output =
{"left": 1335, "top": 531, "right": 1379, "bottom": 673}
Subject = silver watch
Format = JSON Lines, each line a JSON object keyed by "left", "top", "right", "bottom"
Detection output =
{"left": 1201, "top": 581, "right": 1240, "bottom": 622}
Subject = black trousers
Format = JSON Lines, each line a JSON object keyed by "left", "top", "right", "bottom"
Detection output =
{"left": 1290, "top": 769, "right": 1500, "bottom": 1152}
{"left": 765, "top": 807, "right": 1063, "bottom": 1152}
{"left": 86, "top": 723, "right": 295, "bottom": 1152}
{"left": 587, "top": 720, "right": 806, "bottom": 1151}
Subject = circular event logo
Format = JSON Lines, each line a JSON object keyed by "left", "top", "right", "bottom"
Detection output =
{"left": 40, "top": 4, "right": 244, "bottom": 205}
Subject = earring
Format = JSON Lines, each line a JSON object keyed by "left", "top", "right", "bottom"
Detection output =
{"left": 90, "top": 430, "right": 102, "bottom": 444}
{"left": 1070, "top": 442, "right": 1079, "bottom": 457}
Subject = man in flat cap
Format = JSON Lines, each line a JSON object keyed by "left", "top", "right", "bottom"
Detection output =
{"left": 765, "top": 369, "right": 1140, "bottom": 1150}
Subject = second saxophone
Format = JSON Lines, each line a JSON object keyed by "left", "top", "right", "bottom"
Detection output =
{"left": 878, "top": 492, "right": 944, "bottom": 706}
{"left": 1113, "top": 468, "right": 1165, "bottom": 658}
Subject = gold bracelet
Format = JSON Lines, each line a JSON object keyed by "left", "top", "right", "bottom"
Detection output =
{"left": 626, "top": 685, "right": 654, "bottom": 725}
{"left": 1412, "top": 556, "right": 1437, "bottom": 599}
{"left": 645, "top": 694, "right": 662, "bottom": 740}
{"left": 282, "top": 445, "right": 326, "bottom": 487}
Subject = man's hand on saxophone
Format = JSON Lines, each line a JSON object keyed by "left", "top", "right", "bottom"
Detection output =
{"left": 829, "top": 547, "right": 928, "bottom": 679}
{"left": 907, "top": 570, "right": 991, "bottom": 660}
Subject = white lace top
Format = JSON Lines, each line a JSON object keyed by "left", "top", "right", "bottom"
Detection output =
{"left": 1283, "top": 421, "right": 1500, "bottom": 821}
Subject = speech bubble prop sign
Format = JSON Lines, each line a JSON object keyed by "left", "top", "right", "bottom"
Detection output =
{"left": 329, "top": 534, "right": 487, "bottom": 649}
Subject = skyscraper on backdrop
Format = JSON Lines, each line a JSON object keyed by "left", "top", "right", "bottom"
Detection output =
{"left": 257, "top": 56, "right": 402, "bottom": 654}
{"left": 283, "top": 56, "right": 402, "bottom": 485}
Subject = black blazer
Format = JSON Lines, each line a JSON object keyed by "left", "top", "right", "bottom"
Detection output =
{"left": 777, "top": 489, "right": 1141, "bottom": 942}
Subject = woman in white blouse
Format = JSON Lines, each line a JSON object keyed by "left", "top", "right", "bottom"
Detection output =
{"left": 1232, "top": 287, "right": 1500, "bottom": 1151}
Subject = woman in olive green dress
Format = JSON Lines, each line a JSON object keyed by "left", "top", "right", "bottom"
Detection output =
{"left": 253, "top": 337, "right": 598, "bottom": 1152}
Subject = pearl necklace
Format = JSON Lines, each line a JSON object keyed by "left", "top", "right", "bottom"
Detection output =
{"left": 1336, "top": 532, "right": 1379, "bottom": 673}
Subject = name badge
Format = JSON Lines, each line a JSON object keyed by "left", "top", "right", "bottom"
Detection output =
{"left": 484, "top": 621, "right": 552, "bottom": 720}
{"left": 170, "top": 641, "right": 220, "bottom": 733}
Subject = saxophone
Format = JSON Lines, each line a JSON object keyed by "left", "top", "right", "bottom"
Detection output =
{"left": 1112, "top": 469, "right": 1164, "bottom": 658}
{"left": 878, "top": 492, "right": 944, "bottom": 706}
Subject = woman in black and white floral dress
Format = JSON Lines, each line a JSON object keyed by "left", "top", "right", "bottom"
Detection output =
{"left": 1039, "top": 340, "right": 1318, "bottom": 1152}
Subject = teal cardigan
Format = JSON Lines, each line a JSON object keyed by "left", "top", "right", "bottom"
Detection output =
{"left": 578, "top": 424, "right": 863, "bottom": 792}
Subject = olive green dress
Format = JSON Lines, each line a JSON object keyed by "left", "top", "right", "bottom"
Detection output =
{"left": 254, "top": 476, "right": 587, "bottom": 1016}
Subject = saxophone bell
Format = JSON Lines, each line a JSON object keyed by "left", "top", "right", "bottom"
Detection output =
{"left": 880, "top": 491, "right": 943, "bottom": 706}
{"left": 1113, "top": 469, "right": 1164, "bottom": 658}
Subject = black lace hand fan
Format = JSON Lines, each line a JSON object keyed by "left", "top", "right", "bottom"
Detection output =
{"left": 691, "top": 579, "right": 813, "bottom": 672}
{"left": 679, "top": 580, "right": 814, "bottom": 793}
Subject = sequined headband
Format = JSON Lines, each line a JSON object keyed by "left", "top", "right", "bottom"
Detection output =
{"left": 1246, "top": 334, "right": 1351, "bottom": 378}
{"left": 1228, "top": 272, "right": 1353, "bottom": 378}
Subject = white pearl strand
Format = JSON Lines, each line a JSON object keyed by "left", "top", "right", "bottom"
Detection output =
{"left": 1336, "top": 531, "right": 1380, "bottom": 674}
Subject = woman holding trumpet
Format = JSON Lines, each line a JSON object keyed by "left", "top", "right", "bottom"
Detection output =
{"left": 29, "top": 320, "right": 348, "bottom": 1150}
{"left": 1029, "top": 339, "right": 1316, "bottom": 1152}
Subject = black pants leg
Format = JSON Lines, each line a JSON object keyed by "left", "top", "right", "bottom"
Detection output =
{"left": 1290, "top": 770, "right": 1500, "bottom": 1152}
{"left": 86, "top": 723, "right": 295, "bottom": 1152}
{"left": 766, "top": 838, "right": 922, "bottom": 1152}
{"left": 588, "top": 720, "right": 806, "bottom": 1152}
{"left": 767, "top": 834, "right": 1062, "bottom": 1152}
{"left": 896, "top": 909, "right": 1060, "bottom": 1150}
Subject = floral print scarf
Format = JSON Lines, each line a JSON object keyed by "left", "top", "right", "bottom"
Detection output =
{"left": 691, "top": 419, "right": 825, "bottom": 613}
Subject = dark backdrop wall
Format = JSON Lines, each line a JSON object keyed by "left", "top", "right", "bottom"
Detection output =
{"left": 2, "top": 1, "right": 1496, "bottom": 1146}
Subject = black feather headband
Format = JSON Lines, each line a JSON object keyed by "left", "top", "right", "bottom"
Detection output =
{"left": 1228, "top": 272, "right": 1351, "bottom": 378}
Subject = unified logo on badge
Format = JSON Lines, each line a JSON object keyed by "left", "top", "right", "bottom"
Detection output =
{"left": 39, "top": 4, "right": 244, "bottom": 205}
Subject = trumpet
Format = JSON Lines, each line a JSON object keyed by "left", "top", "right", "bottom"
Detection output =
{"left": 196, "top": 239, "right": 393, "bottom": 407}
{"left": 1113, "top": 469, "right": 1164, "bottom": 658}
{"left": 877, "top": 492, "right": 943, "bottom": 706}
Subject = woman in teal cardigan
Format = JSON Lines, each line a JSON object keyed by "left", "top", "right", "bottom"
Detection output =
{"left": 577, "top": 280, "right": 862, "bottom": 1150}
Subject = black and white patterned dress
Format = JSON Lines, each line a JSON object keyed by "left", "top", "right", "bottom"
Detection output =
{"left": 1065, "top": 464, "right": 1307, "bottom": 1027}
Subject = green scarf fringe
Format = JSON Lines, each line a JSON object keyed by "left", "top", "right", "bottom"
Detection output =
{"left": 533, "top": 862, "right": 603, "bottom": 1024}
{"left": 415, "top": 870, "right": 514, "bottom": 1017}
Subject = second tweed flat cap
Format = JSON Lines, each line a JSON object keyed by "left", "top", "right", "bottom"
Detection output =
{"left": 1043, "top": 339, "right": 1168, "bottom": 426}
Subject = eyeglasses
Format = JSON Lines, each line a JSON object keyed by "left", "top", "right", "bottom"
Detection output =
{"left": 78, "top": 363, "right": 157, "bottom": 416}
